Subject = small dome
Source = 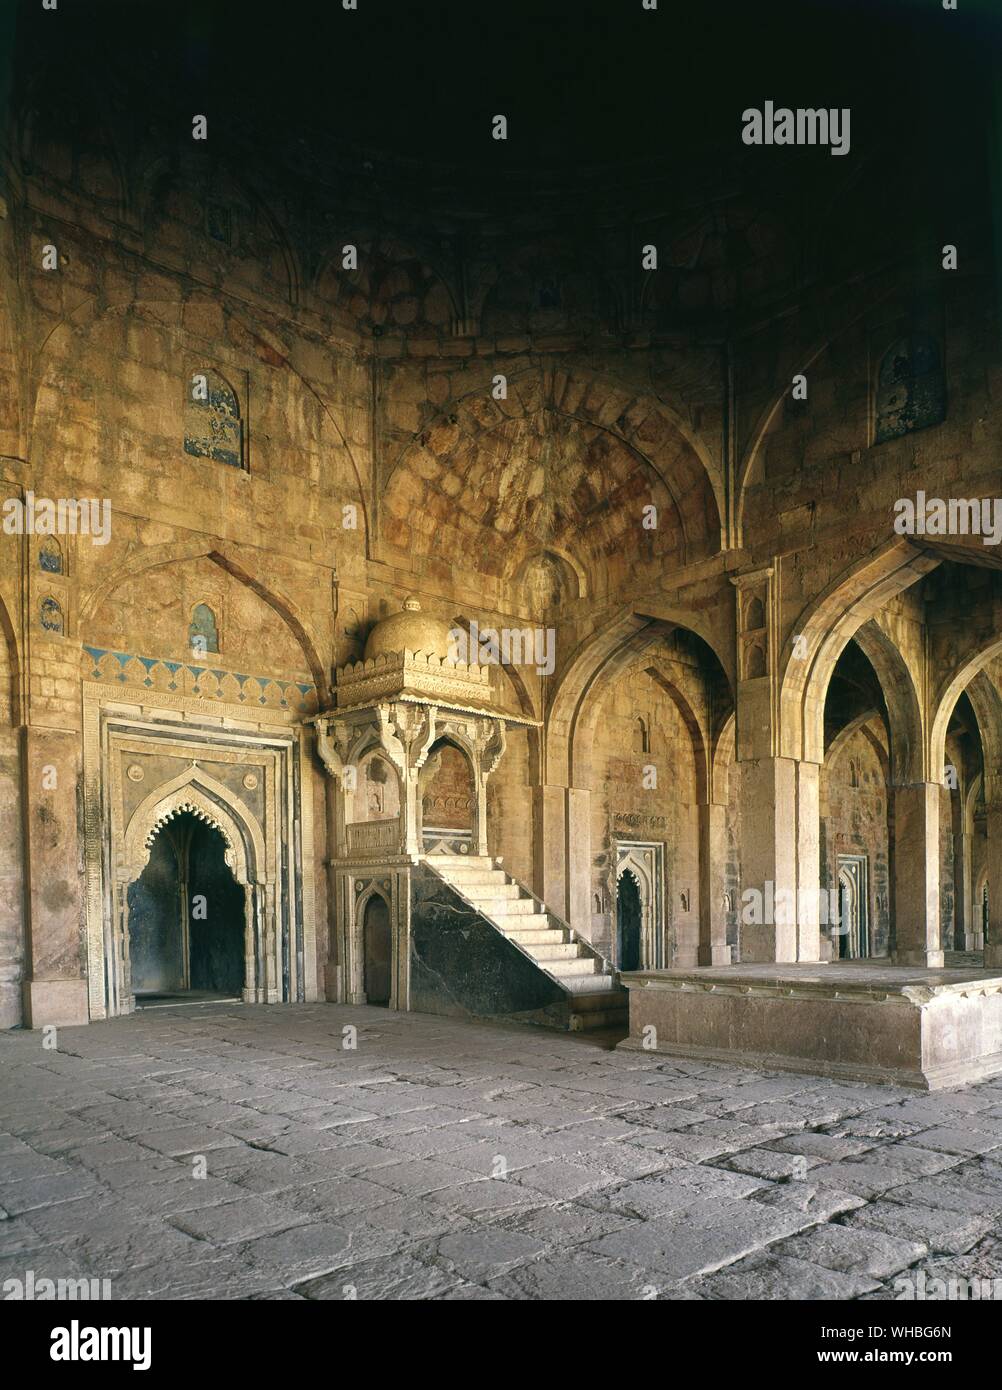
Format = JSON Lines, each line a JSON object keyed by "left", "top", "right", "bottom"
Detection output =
{"left": 363, "top": 596, "right": 455, "bottom": 661}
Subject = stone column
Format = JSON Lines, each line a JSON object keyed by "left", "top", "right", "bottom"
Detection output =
{"left": 953, "top": 827, "right": 974, "bottom": 952}
{"left": 892, "top": 783, "right": 943, "bottom": 967}
{"left": 472, "top": 717, "right": 506, "bottom": 859}
{"left": 698, "top": 801, "right": 730, "bottom": 965}
{"left": 533, "top": 784, "right": 569, "bottom": 919}
{"left": 984, "top": 804, "right": 1002, "bottom": 969}
{"left": 0, "top": 725, "right": 25, "bottom": 1029}
{"left": 737, "top": 757, "right": 822, "bottom": 963}
{"left": 375, "top": 702, "right": 437, "bottom": 856}
{"left": 22, "top": 728, "right": 88, "bottom": 1028}
{"left": 566, "top": 787, "right": 592, "bottom": 935}
{"left": 532, "top": 783, "right": 592, "bottom": 932}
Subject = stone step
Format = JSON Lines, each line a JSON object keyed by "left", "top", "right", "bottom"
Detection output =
{"left": 503, "top": 927, "right": 570, "bottom": 946}
{"left": 439, "top": 869, "right": 511, "bottom": 886}
{"left": 426, "top": 855, "right": 625, "bottom": 1029}
{"left": 454, "top": 882, "right": 523, "bottom": 900}
{"left": 524, "top": 942, "right": 586, "bottom": 962}
{"left": 458, "top": 889, "right": 528, "bottom": 911}
{"left": 544, "top": 957, "right": 601, "bottom": 978}
{"left": 561, "top": 972, "right": 618, "bottom": 993}
{"left": 429, "top": 853, "right": 494, "bottom": 864}
{"left": 497, "top": 913, "right": 552, "bottom": 932}
{"left": 465, "top": 896, "right": 538, "bottom": 916}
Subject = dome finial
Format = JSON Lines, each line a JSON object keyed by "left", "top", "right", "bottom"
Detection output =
{"left": 403, "top": 595, "right": 421, "bottom": 612}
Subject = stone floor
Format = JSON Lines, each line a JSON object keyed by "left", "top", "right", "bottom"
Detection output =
{"left": 3, "top": 1002, "right": 1002, "bottom": 1301}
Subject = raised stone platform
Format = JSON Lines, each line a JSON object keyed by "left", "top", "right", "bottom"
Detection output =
{"left": 618, "top": 962, "right": 1002, "bottom": 1090}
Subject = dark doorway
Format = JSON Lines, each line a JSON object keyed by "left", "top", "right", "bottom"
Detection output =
{"left": 188, "top": 819, "right": 245, "bottom": 992}
{"left": 127, "top": 811, "right": 245, "bottom": 1002}
{"left": 363, "top": 894, "right": 392, "bottom": 1005}
{"left": 128, "top": 831, "right": 184, "bottom": 994}
{"left": 617, "top": 870, "right": 642, "bottom": 972}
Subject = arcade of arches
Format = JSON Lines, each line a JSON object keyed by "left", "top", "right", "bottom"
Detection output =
{"left": 2, "top": 24, "right": 1002, "bottom": 1079}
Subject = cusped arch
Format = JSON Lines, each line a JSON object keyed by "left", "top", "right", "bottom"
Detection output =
{"left": 121, "top": 768, "right": 266, "bottom": 887}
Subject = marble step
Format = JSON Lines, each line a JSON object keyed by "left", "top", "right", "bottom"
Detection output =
{"left": 502, "top": 927, "right": 570, "bottom": 946}
{"left": 495, "top": 914, "right": 553, "bottom": 933}
{"left": 441, "top": 874, "right": 513, "bottom": 891}
{"left": 561, "top": 972, "right": 618, "bottom": 993}
{"left": 524, "top": 942, "right": 586, "bottom": 962}
{"left": 538, "top": 957, "right": 600, "bottom": 978}
{"left": 454, "top": 881, "right": 523, "bottom": 900}
{"left": 462, "top": 896, "right": 539, "bottom": 916}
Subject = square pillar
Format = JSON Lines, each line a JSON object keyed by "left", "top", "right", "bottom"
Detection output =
{"left": 893, "top": 783, "right": 943, "bottom": 967}
{"left": 21, "top": 728, "right": 88, "bottom": 1028}
{"left": 531, "top": 784, "right": 592, "bottom": 934}
{"left": 954, "top": 829, "right": 974, "bottom": 952}
{"left": 737, "top": 757, "right": 822, "bottom": 963}
{"left": 567, "top": 787, "right": 591, "bottom": 935}
{"left": 698, "top": 802, "right": 730, "bottom": 965}
{"left": 533, "top": 785, "right": 568, "bottom": 919}
{"left": 984, "top": 805, "right": 1002, "bottom": 970}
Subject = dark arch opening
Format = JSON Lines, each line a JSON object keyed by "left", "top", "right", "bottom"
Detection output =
{"left": 127, "top": 811, "right": 245, "bottom": 1002}
{"left": 617, "top": 869, "right": 642, "bottom": 972}
{"left": 362, "top": 895, "right": 392, "bottom": 1006}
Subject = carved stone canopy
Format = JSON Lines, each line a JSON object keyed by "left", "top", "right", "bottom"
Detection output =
{"left": 336, "top": 597, "right": 499, "bottom": 713}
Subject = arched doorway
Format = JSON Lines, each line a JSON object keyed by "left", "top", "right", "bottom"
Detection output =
{"left": 421, "top": 739, "right": 475, "bottom": 854}
{"left": 835, "top": 854, "right": 869, "bottom": 959}
{"left": 617, "top": 869, "right": 642, "bottom": 972}
{"left": 127, "top": 811, "right": 245, "bottom": 1002}
{"left": 362, "top": 895, "right": 392, "bottom": 1006}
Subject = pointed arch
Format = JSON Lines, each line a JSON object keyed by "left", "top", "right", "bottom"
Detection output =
{"left": 545, "top": 607, "right": 729, "bottom": 788}
{"left": 779, "top": 538, "right": 937, "bottom": 773}
{"left": 933, "top": 653, "right": 1002, "bottom": 804}
{"left": 545, "top": 611, "right": 658, "bottom": 786}
{"left": 710, "top": 712, "right": 736, "bottom": 805}
{"left": 121, "top": 767, "right": 266, "bottom": 886}
{"left": 641, "top": 665, "right": 710, "bottom": 806}
{"left": 80, "top": 541, "right": 327, "bottom": 699}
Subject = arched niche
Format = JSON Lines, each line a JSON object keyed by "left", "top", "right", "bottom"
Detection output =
{"left": 419, "top": 737, "right": 476, "bottom": 854}
{"left": 116, "top": 771, "right": 274, "bottom": 1012}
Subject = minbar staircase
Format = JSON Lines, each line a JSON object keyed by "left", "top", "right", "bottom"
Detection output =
{"left": 425, "top": 855, "right": 628, "bottom": 1033}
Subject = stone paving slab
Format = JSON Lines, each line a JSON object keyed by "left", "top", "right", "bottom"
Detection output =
{"left": 3, "top": 1001, "right": 1002, "bottom": 1300}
